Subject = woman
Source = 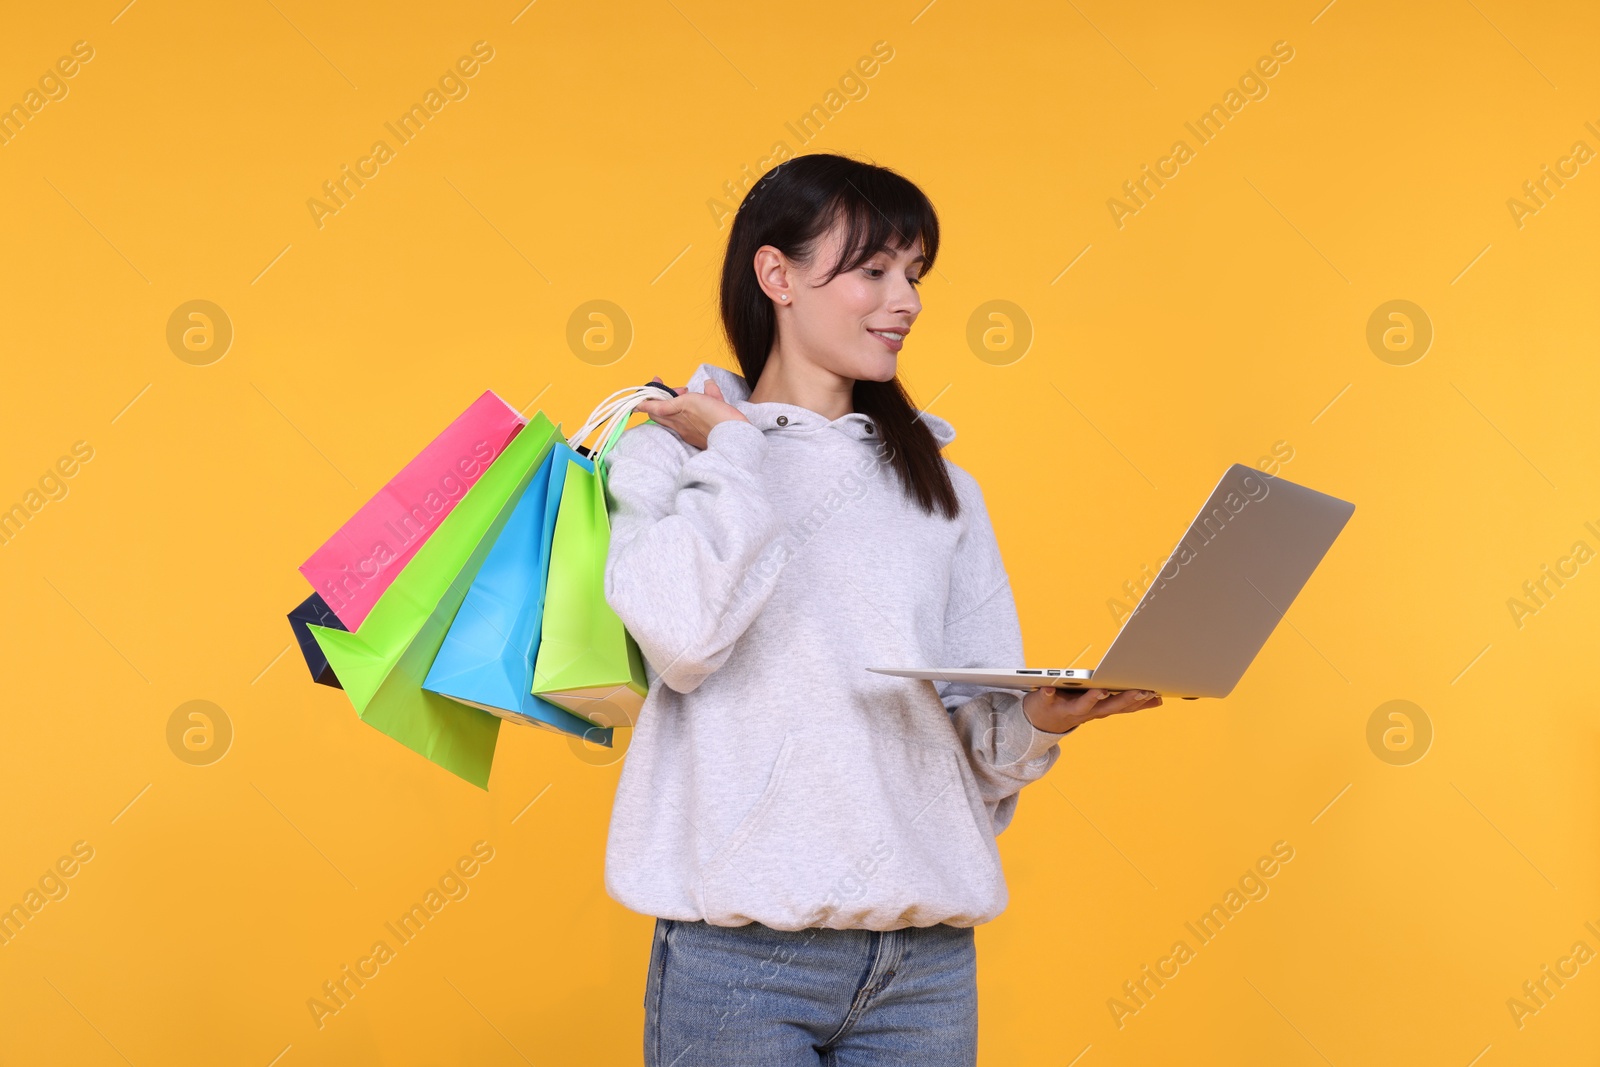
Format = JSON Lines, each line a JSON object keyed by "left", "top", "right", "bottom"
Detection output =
{"left": 602, "top": 153, "right": 1161, "bottom": 1066}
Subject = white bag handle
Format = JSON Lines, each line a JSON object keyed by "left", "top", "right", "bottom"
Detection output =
{"left": 563, "top": 387, "right": 638, "bottom": 450}
{"left": 564, "top": 389, "right": 644, "bottom": 450}
{"left": 565, "top": 384, "right": 663, "bottom": 451}
{"left": 566, "top": 382, "right": 677, "bottom": 458}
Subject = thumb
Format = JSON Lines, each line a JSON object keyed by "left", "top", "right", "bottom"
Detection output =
{"left": 704, "top": 379, "right": 724, "bottom": 398}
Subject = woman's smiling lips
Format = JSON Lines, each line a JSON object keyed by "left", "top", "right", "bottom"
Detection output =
{"left": 868, "top": 326, "right": 907, "bottom": 352}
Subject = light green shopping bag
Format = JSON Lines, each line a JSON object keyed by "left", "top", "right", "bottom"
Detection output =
{"left": 531, "top": 408, "right": 647, "bottom": 728}
{"left": 308, "top": 412, "right": 560, "bottom": 788}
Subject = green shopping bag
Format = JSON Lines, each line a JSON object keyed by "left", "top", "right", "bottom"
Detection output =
{"left": 531, "top": 394, "right": 649, "bottom": 727}
{"left": 308, "top": 412, "right": 560, "bottom": 788}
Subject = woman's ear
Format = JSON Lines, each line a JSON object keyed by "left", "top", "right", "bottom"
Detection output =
{"left": 753, "top": 244, "right": 792, "bottom": 305}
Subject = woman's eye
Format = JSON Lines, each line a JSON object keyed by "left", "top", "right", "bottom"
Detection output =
{"left": 864, "top": 267, "right": 922, "bottom": 286}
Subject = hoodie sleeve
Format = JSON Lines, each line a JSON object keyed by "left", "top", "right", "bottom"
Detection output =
{"left": 603, "top": 418, "right": 789, "bottom": 694}
{"left": 939, "top": 470, "right": 1075, "bottom": 836}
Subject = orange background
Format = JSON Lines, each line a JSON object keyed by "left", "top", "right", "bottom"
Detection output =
{"left": 1, "top": 1, "right": 1597, "bottom": 1063}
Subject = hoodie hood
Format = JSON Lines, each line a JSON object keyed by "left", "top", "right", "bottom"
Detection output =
{"left": 683, "top": 362, "right": 957, "bottom": 449}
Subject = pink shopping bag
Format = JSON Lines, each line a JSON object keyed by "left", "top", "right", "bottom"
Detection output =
{"left": 299, "top": 390, "right": 526, "bottom": 630}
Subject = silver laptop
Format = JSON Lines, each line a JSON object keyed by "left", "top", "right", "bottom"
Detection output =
{"left": 867, "top": 463, "right": 1355, "bottom": 700}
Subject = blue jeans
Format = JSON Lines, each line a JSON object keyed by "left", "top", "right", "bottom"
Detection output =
{"left": 643, "top": 916, "right": 978, "bottom": 1066}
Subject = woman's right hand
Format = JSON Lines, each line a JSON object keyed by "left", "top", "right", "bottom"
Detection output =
{"left": 636, "top": 375, "right": 749, "bottom": 451}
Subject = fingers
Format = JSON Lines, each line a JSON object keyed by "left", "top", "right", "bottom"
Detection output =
{"left": 1099, "top": 690, "right": 1160, "bottom": 715}
{"left": 638, "top": 393, "right": 685, "bottom": 417}
{"left": 1034, "top": 687, "right": 1161, "bottom": 731}
{"left": 1047, "top": 687, "right": 1109, "bottom": 714}
{"left": 1056, "top": 688, "right": 1159, "bottom": 715}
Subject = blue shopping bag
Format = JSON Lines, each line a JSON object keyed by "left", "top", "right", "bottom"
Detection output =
{"left": 422, "top": 441, "right": 612, "bottom": 746}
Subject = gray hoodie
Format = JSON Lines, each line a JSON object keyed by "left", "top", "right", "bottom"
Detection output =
{"left": 601, "top": 362, "right": 1073, "bottom": 931}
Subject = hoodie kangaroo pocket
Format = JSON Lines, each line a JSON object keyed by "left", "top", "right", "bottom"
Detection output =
{"left": 696, "top": 735, "right": 798, "bottom": 893}
{"left": 697, "top": 735, "right": 1004, "bottom": 928}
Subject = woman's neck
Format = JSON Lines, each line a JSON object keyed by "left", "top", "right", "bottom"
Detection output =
{"left": 747, "top": 349, "right": 855, "bottom": 421}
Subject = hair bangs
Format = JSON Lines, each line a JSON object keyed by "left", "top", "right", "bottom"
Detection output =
{"left": 815, "top": 175, "right": 941, "bottom": 285}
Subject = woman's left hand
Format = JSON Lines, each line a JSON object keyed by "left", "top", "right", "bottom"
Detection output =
{"left": 1020, "top": 686, "right": 1163, "bottom": 734}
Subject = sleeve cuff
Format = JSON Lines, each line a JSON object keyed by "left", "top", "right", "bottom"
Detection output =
{"left": 994, "top": 691, "right": 1076, "bottom": 768}
{"left": 704, "top": 419, "right": 767, "bottom": 471}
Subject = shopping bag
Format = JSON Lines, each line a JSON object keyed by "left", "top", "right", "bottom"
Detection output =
{"left": 299, "top": 390, "right": 525, "bottom": 631}
{"left": 307, "top": 412, "right": 560, "bottom": 788}
{"left": 287, "top": 592, "right": 346, "bottom": 689}
{"left": 531, "top": 388, "right": 657, "bottom": 727}
{"left": 422, "top": 439, "right": 612, "bottom": 746}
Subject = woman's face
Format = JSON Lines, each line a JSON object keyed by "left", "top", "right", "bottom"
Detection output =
{"left": 769, "top": 221, "right": 926, "bottom": 383}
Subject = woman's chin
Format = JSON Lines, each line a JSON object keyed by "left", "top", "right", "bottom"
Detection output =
{"left": 825, "top": 347, "right": 899, "bottom": 384}
{"left": 857, "top": 351, "right": 899, "bottom": 382}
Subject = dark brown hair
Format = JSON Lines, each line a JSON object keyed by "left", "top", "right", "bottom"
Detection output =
{"left": 718, "top": 152, "right": 959, "bottom": 519}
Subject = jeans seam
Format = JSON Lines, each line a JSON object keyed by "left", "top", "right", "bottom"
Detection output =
{"left": 817, "top": 929, "right": 901, "bottom": 1050}
{"left": 649, "top": 919, "right": 673, "bottom": 1066}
